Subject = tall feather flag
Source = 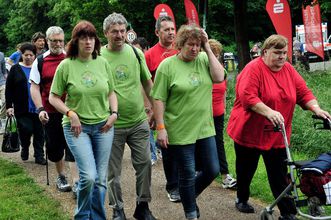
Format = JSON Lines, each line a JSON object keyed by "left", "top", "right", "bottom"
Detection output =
{"left": 184, "top": 0, "right": 200, "bottom": 27}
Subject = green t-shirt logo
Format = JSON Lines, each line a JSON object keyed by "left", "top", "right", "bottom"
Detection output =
{"left": 81, "top": 71, "right": 97, "bottom": 88}
{"left": 189, "top": 72, "right": 202, "bottom": 87}
{"left": 115, "top": 64, "right": 129, "bottom": 81}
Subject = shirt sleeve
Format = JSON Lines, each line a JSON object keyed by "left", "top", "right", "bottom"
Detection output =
{"left": 237, "top": 63, "right": 262, "bottom": 110}
{"left": 291, "top": 65, "right": 315, "bottom": 108}
{"left": 29, "top": 58, "right": 41, "bottom": 84}
{"left": 137, "top": 49, "right": 152, "bottom": 82}
{"left": 50, "top": 61, "right": 66, "bottom": 96}
{"left": 150, "top": 60, "right": 170, "bottom": 102}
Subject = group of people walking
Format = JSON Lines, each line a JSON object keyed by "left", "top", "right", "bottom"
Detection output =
{"left": 2, "top": 11, "right": 331, "bottom": 220}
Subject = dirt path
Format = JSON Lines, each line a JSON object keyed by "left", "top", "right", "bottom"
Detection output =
{"left": 0, "top": 137, "right": 280, "bottom": 220}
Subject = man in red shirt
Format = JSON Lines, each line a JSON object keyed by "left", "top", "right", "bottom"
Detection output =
{"left": 30, "top": 26, "right": 79, "bottom": 198}
{"left": 144, "top": 16, "right": 180, "bottom": 203}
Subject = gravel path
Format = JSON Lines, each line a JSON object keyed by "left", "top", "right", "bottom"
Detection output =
{"left": 0, "top": 137, "right": 280, "bottom": 220}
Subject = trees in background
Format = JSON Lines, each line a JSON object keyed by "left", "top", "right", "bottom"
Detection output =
{"left": 0, "top": 0, "right": 330, "bottom": 68}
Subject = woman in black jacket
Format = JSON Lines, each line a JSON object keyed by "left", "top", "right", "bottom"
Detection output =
{"left": 5, "top": 42, "right": 46, "bottom": 164}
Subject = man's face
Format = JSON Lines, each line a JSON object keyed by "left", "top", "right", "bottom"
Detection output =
{"left": 104, "top": 24, "right": 126, "bottom": 51}
{"left": 156, "top": 21, "right": 175, "bottom": 47}
{"left": 34, "top": 38, "right": 45, "bottom": 50}
{"left": 47, "top": 33, "right": 64, "bottom": 55}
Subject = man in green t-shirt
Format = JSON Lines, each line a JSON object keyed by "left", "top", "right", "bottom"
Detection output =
{"left": 101, "top": 13, "right": 156, "bottom": 220}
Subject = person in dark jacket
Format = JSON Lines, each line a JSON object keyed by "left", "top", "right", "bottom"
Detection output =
{"left": 5, "top": 42, "right": 46, "bottom": 165}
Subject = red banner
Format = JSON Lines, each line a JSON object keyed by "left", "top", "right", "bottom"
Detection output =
{"left": 266, "top": 0, "right": 292, "bottom": 62}
{"left": 184, "top": 0, "right": 200, "bottom": 26}
{"left": 153, "top": 4, "right": 176, "bottom": 31}
{"left": 302, "top": 2, "right": 324, "bottom": 60}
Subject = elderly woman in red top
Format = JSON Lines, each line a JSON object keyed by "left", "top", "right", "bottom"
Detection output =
{"left": 227, "top": 35, "right": 331, "bottom": 220}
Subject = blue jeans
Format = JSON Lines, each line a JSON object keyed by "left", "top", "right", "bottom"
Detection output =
{"left": 168, "top": 136, "right": 220, "bottom": 219}
{"left": 149, "top": 130, "right": 157, "bottom": 161}
{"left": 63, "top": 121, "right": 114, "bottom": 220}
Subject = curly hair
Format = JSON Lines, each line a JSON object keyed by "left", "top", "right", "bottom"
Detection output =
{"left": 175, "top": 24, "right": 202, "bottom": 50}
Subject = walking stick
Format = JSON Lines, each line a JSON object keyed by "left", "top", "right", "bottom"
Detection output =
{"left": 42, "top": 124, "right": 49, "bottom": 185}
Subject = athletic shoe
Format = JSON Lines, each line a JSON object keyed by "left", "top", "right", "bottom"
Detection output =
{"left": 167, "top": 188, "right": 181, "bottom": 203}
{"left": 222, "top": 174, "right": 237, "bottom": 189}
{"left": 151, "top": 159, "right": 157, "bottom": 166}
{"left": 35, "top": 158, "right": 47, "bottom": 165}
{"left": 112, "top": 208, "right": 126, "bottom": 220}
{"left": 56, "top": 175, "right": 71, "bottom": 192}
{"left": 235, "top": 200, "right": 255, "bottom": 213}
{"left": 133, "top": 202, "right": 156, "bottom": 220}
{"left": 278, "top": 214, "right": 299, "bottom": 220}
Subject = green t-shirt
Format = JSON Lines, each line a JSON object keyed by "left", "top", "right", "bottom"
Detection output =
{"left": 151, "top": 52, "right": 216, "bottom": 145}
{"left": 50, "top": 56, "right": 115, "bottom": 125}
{"left": 100, "top": 44, "right": 152, "bottom": 128}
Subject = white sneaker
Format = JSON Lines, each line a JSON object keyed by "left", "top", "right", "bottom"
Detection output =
{"left": 222, "top": 174, "right": 237, "bottom": 189}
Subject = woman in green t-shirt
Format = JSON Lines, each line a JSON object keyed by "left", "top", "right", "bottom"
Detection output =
{"left": 151, "top": 24, "right": 226, "bottom": 220}
{"left": 49, "top": 21, "right": 118, "bottom": 220}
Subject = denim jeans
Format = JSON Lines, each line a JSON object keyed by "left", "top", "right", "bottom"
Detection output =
{"left": 63, "top": 121, "right": 114, "bottom": 220}
{"left": 168, "top": 136, "right": 220, "bottom": 219}
{"left": 149, "top": 130, "right": 157, "bottom": 162}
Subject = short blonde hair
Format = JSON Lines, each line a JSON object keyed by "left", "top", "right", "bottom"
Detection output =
{"left": 261, "top": 34, "right": 288, "bottom": 54}
{"left": 208, "top": 39, "right": 222, "bottom": 57}
{"left": 175, "top": 24, "right": 202, "bottom": 50}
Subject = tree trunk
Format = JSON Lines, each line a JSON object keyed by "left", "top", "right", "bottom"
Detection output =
{"left": 233, "top": 0, "right": 250, "bottom": 72}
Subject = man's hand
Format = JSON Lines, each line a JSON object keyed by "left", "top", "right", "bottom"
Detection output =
{"left": 38, "top": 111, "right": 49, "bottom": 124}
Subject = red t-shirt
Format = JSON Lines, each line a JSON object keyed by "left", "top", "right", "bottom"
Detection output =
{"left": 212, "top": 81, "right": 226, "bottom": 117}
{"left": 41, "top": 53, "right": 66, "bottom": 113}
{"left": 227, "top": 57, "right": 315, "bottom": 150}
{"left": 145, "top": 42, "right": 177, "bottom": 81}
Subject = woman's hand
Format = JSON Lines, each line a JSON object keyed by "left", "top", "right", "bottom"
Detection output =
{"left": 157, "top": 129, "right": 169, "bottom": 149}
{"left": 201, "top": 28, "right": 210, "bottom": 51}
{"left": 265, "top": 109, "right": 284, "bottom": 127}
{"left": 313, "top": 108, "right": 331, "bottom": 120}
{"left": 6, "top": 108, "right": 14, "bottom": 117}
{"left": 69, "top": 111, "right": 81, "bottom": 137}
{"left": 100, "top": 114, "right": 117, "bottom": 133}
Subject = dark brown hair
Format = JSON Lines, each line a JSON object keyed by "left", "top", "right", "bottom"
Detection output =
{"left": 66, "top": 20, "right": 101, "bottom": 59}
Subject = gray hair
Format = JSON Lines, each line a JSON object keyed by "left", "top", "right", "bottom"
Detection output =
{"left": 155, "top": 16, "right": 173, "bottom": 30}
{"left": 46, "top": 26, "right": 64, "bottom": 39}
{"left": 103, "top": 13, "right": 128, "bottom": 32}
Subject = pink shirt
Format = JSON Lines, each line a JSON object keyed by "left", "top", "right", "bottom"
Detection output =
{"left": 227, "top": 57, "right": 315, "bottom": 150}
{"left": 212, "top": 81, "right": 226, "bottom": 116}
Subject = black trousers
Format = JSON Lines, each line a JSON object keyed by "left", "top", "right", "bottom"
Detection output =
{"left": 234, "top": 143, "right": 296, "bottom": 216}
{"left": 214, "top": 115, "right": 229, "bottom": 174}
{"left": 16, "top": 113, "right": 44, "bottom": 160}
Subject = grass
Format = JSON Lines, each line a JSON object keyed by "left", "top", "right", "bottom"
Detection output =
{"left": 0, "top": 157, "right": 70, "bottom": 220}
{"left": 222, "top": 68, "right": 331, "bottom": 206}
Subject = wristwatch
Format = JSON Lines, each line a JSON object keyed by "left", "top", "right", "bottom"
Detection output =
{"left": 112, "top": 111, "right": 119, "bottom": 118}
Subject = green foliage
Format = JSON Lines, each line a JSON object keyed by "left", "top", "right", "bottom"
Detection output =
{"left": 0, "top": 158, "right": 70, "bottom": 219}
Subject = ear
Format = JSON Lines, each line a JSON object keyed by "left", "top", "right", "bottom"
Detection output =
{"left": 155, "top": 29, "right": 160, "bottom": 38}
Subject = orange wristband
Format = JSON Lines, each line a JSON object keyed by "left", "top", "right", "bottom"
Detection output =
{"left": 66, "top": 110, "right": 75, "bottom": 117}
{"left": 156, "top": 124, "right": 165, "bottom": 130}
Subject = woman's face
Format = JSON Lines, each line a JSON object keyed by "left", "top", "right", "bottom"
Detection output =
{"left": 263, "top": 46, "right": 288, "bottom": 71}
{"left": 180, "top": 38, "right": 201, "bottom": 62}
{"left": 21, "top": 50, "right": 35, "bottom": 66}
{"left": 78, "top": 36, "right": 95, "bottom": 57}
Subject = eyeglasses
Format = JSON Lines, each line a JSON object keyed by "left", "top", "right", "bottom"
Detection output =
{"left": 48, "top": 39, "right": 64, "bottom": 43}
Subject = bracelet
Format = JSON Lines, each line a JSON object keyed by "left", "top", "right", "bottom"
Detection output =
{"left": 112, "top": 111, "right": 119, "bottom": 118}
{"left": 66, "top": 110, "right": 75, "bottom": 117}
{"left": 37, "top": 107, "right": 45, "bottom": 114}
{"left": 156, "top": 124, "right": 165, "bottom": 130}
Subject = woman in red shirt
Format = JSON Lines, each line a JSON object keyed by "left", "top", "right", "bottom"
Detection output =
{"left": 227, "top": 35, "right": 331, "bottom": 220}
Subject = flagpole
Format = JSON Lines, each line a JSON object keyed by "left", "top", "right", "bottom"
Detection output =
{"left": 202, "top": 0, "right": 207, "bottom": 30}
